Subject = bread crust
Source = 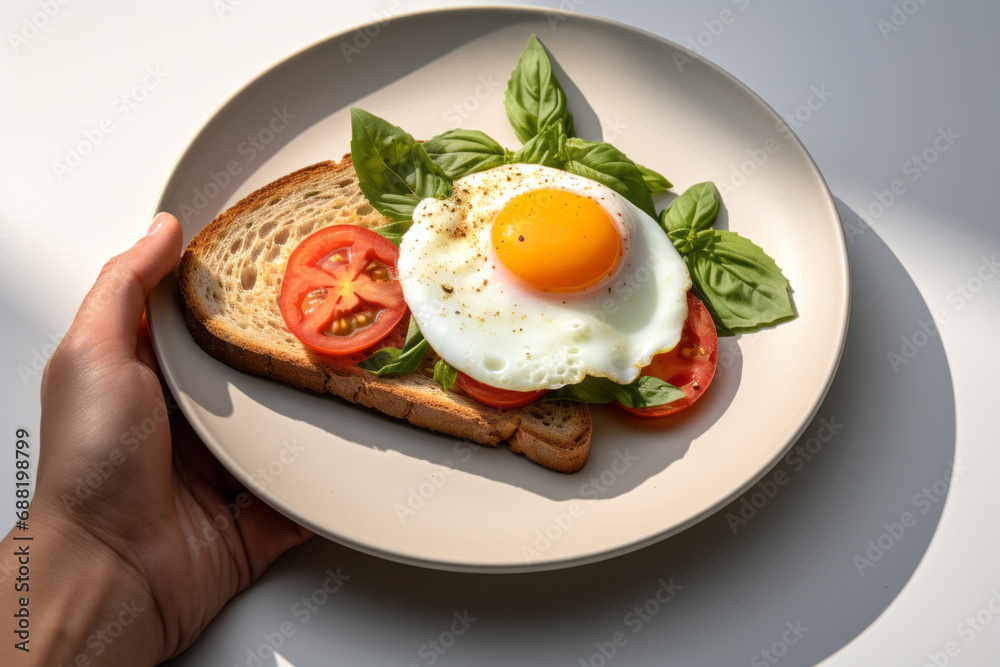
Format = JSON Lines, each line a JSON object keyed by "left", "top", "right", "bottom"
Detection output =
{"left": 178, "top": 156, "right": 591, "bottom": 472}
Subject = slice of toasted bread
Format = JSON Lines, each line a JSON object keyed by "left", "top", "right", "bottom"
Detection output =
{"left": 178, "top": 156, "right": 591, "bottom": 472}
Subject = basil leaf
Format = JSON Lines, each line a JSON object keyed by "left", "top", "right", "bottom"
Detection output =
{"left": 689, "top": 281, "right": 735, "bottom": 338}
{"left": 424, "top": 129, "right": 510, "bottom": 180}
{"left": 510, "top": 122, "right": 568, "bottom": 167}
{"left": 630, "top": 376, "right": 687, "bottom": 408}
{"left": 547, "top": 375, "right": 685, "bottom": 408}
{"left": 349, "top": 107, "right": 452, "bottom": 222}
{"left": 371, "top": 220, "right": 412, "bottom": 247}
{"left": 637, "top": 163, "right": 673, "bottom": 193}
{"left": 660, "top": 182, "right": 720, "bottom": 241}
{"left": 666, "top": 226, "right": 717, "bottom": 256}
{"left": 357, "top": 317, "right": 431, "bottom": 377}
{"left": 504, "top": 34, "right": 575, "bottom": 144}
{"left": 564, "top": 138, "right": 656, "bottom": 218}
{"left": 432, "top": 358, "right": 458, "bottom": 391}
{"left": 687, "top": 230, "right": 795, "bottom": 333}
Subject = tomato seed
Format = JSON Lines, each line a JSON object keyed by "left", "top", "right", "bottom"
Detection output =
{"left": 300, "top": 288, "right": 328, "bottom": 315}
{"left": 326, "top": 310, "right": 378, "bottom": 336}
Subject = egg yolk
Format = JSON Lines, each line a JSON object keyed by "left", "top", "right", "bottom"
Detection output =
{"left": 491, "top": 189, "right": 623, "bottom": 293}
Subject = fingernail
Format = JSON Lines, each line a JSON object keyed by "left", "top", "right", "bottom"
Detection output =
{"left": 146, "top": 212, "right": 170, "bottom": 236}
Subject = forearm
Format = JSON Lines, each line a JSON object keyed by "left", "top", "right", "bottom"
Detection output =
{"left": 0, "top": 500, "right": 162, "bottom": 666}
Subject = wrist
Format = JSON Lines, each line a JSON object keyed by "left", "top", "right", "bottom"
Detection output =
{"left": 1, "top": 497, "right": 164, "bottom": 666}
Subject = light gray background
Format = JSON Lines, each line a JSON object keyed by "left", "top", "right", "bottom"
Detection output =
{"left": 3, "top": 1, "right": 998, "bottom": 665}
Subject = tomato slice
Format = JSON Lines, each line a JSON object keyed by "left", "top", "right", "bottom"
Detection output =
{"left": 279, "top": 225, "right": 407, "bottom": 356}
{"left": 619, "top": 291, "right": 719, "bottom": 418}
{"left": 455, "top": 372, "right": 547, "bottom": 409}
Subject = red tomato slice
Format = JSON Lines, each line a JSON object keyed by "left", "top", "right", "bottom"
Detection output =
{"left": 279, "top": 225, "right": 407, "bottom": 356}
{"left": 455, "top": 372, "right": 547, "bottom": 409}
{"left": 619, "top": 291, "right": 719, "bottom": 418}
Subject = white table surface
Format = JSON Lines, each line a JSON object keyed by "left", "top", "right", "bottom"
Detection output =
{"left": 3, "top": 1, "right": 998, "bottom": 665}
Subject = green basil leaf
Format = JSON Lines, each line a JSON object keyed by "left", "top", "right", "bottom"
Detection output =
{"left": 687, "top": 230, "right": 795, "bottom": 333}
{"left": 510, "top": 122, "right": 568, "bottom": 167}
{"left": 630, "top": 376, "right": 687, "bottom": 408}
{"left": 504, "top": 34, "right": 576, "bottom": 144}
{"left": 357, "top": 317, "right": 431, "bottom": 377}
{"left": 666, "top": 227, "right": 718, "bottom": 256}
{"left": 660, "top": 182, "right": 720, "bottom": 239}
{"left": 689, "top": 281, "right": 735, "bottom": 338}
{"left": 371, "top": 220, "right": 412, "bottom": 247}
{"left": 424, "top": 129, "right": 510, "bottom": 180}
{"left": 564, "top": 138, "right": 656, "bottom": 218}
{"left": 546, "top": 375, "right": 685, "bottom": 408}
{"left": 637, "top": 163, "right": 673, "bottom": 193}
{"left": 356, "top": 346, "right": 404, "bottom": 374}
{"left": 432, "top": 358, "right": 459, "bottom": 391}
{"left": 349, "top": 107, "right": 453, "bottom": 222}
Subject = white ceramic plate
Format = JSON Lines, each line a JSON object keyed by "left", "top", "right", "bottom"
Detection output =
{"left": 148, "top": 7, "right": 848, "bottom": 573}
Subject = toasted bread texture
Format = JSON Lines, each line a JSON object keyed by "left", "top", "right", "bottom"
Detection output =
{"left": 178, "top": 156, "right": 591, "bottom": 472}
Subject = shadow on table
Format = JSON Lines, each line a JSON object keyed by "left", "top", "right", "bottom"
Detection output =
{"left": 169, "top": 196, "right": 956, "bottom": 666}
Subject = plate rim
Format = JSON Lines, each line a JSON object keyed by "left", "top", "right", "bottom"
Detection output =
{"left": 148, "top": 5, "right": 850, "bottom": 573}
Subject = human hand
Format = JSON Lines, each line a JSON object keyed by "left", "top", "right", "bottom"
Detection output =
{"left": 2, "top": 213, "right": 312, "bottom": 665}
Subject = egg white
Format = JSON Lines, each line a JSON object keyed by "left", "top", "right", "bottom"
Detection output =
{"left": 397, "top": 163, "right": 691, "bottom": 391}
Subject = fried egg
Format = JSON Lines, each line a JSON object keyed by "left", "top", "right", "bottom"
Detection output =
{"left": 397, "top": 163, "right": 690, "bottom": 391}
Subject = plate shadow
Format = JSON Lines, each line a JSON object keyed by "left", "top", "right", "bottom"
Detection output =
{"left": 167, "top": 195, "right": 956, "bottom": 667}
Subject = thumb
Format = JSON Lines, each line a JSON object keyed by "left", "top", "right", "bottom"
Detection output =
{"left": 73, "top": 212, "right": 183, "bottom": 360}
